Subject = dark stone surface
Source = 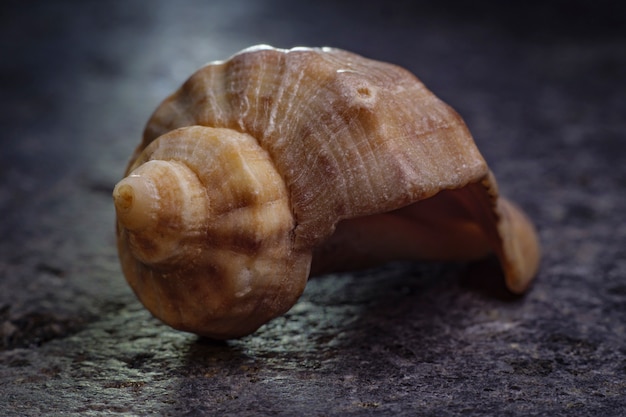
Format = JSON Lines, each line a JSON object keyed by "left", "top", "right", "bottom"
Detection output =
{"left": 1, "top": 1, "right": 625, "bottom": 415}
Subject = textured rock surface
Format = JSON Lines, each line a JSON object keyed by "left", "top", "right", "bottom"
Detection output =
{"left": 1, "top": 1, "right": 625, "bottom": 415}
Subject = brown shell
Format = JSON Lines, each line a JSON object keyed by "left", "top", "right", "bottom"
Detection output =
{"left": 114, "top": 45, "right": 540, "bottom": 339}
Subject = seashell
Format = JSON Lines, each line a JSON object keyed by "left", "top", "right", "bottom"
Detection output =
{"left": 113, "top": 45, "right": 540, "bottom": 339}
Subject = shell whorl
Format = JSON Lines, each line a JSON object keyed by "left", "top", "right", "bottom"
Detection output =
{"left": 141, "top": 46, "right": 488, "bottom": 248}
{"left": 115, "top": 126, "right": 310, "bottom": 339}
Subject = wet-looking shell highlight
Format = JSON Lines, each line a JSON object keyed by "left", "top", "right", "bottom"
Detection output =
{"left": 113, "top": 45, "right": 541, "bottom": 339}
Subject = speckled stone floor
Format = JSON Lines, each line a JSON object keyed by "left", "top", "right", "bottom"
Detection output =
{"left": 1, "top": 1, "right": 625, "bottom": 416}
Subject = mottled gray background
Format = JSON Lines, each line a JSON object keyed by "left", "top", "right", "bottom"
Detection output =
{"left": 1, "top": 1, "right": 625, "bottom": 416}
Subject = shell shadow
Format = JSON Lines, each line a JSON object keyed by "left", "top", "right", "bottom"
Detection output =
{"left": 167, "top": 259, "right": 529, "bottom": 414}
{"left": 299, "top": 259, "right": 528, "bottom": 363}
{"left": 459, "top": 256, "right": 527, "bottom": 302}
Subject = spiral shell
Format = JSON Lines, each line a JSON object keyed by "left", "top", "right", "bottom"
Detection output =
{"left": 113, "top": 45, "right": 540, "bottom": 339}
